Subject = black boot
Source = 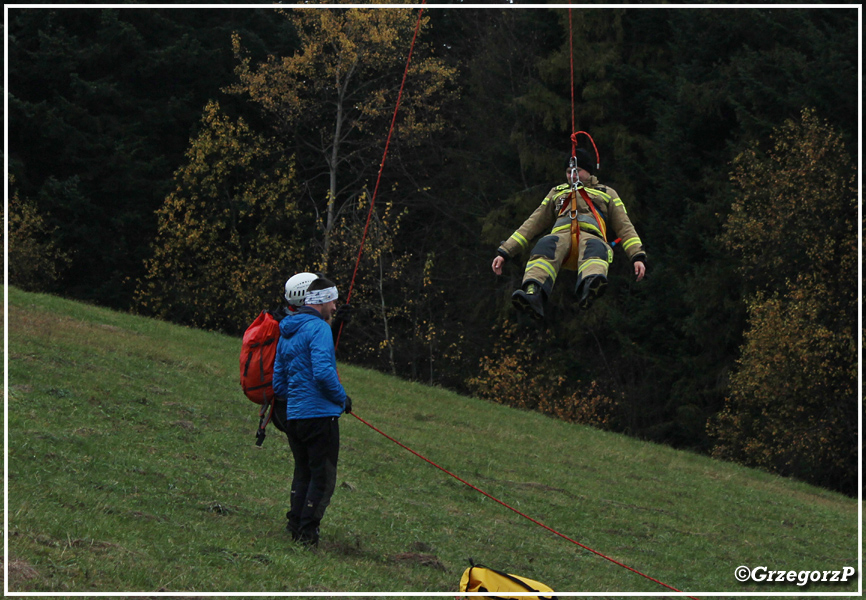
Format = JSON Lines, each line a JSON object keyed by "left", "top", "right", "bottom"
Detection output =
{"left": 286, "top": 511, "right": 299, "bottom": 540}
{"left": 577, "top": 275, "right": 607, "bottom": 310}
{"left": 297, "top": 525, "right": 320, "bottom": 548}
{"left": 511, "top": 282, "right": 545, "bottom": 320}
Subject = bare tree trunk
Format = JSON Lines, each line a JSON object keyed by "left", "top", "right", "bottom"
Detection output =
{"left": 323, "top": 59, "right": 357, "bottom": 265}
{"left": 323, "top": 99, "right": 342, "bottom": 266}
{"left": 428, "top": 333, "right": 434, "bottom": 385}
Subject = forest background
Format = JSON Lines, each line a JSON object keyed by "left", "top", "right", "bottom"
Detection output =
{"left": 6, "top": 5, "right": 860, "bottom": 495}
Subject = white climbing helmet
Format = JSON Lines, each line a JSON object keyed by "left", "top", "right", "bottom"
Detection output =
{"left": 284, "top": 272, "right": 318, "bottom": 307}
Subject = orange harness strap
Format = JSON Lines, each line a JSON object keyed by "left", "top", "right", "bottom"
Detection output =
{"left": 578, "top": 187, "right": 607, "bottom": 240}
{"left": 562, "top": 191, "right": 580, "bottom": 271}
{"left": 562, "top": 187, "right": 606, "bottom": 271}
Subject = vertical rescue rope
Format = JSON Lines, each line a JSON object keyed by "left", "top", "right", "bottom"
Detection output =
{"left": 569, "top": 4, "right": 576, "bottom": 140}
{"left": 567, "top": 5, "right": 600, "bottom": 173}
{"left": 567, "top": 6, "right": 605, "bottom": 245}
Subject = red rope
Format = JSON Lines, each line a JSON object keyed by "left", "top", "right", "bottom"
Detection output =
{"left": 344, "top": 5, "right": 425, "bottom": 308}
{"left": 335, "top": 4, "right": 425, "bottom": 352}
{"left": 572, "top": 130, "right": 600, "bottom": 172}
{"left": 567, "top": 8, "right": 600, "bottom": 173}
{"left": 351, "top": 411, "right": 698, "bottom": 599}
{"left": 569, "top": 5, "right": 575, "bottom": 140}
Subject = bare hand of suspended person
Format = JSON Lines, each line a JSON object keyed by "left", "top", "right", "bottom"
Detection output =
{"left": 634, "top": 258, "right": 646, "bottom": 282}
{"left": 492, "top": 255, "right": 505, "bottom": 275}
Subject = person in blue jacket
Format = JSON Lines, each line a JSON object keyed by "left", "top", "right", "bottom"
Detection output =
{"left": 270, "top": 272, "right": 352, "bottom": 438}
{"left": 273, "top": 276, "right": 352, "bottom": 547}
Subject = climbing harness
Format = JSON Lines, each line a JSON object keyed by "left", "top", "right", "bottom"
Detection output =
{"left": 330, "top": 5, "right": 695, "bottom": 597}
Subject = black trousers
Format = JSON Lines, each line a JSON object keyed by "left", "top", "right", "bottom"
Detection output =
{"left": 285, "top": 416, "right": 340, "bottom": 544}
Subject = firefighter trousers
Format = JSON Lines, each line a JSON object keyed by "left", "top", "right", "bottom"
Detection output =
{"left": 522, "top": 229, "right": 612, "bottom": 297}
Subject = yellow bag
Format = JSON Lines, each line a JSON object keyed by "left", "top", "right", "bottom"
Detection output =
{"left": 459, "top": 561, "right": 556, "bottom": 599}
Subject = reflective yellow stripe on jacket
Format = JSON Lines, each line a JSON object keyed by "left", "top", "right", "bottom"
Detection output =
{"left": 579, "top": 222, "right": 604, "bottom": 238}
{"left": 508, "top": 231, "right": 529, "bottom": 250}
{"left": 622, "top": 236, "right": 642, "bottom": 251}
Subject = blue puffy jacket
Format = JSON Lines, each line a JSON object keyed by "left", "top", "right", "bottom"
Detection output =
{"left": 273, "top": 307, "right": 347, "bottom": 420}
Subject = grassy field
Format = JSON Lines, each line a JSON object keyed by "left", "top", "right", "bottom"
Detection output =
{"left": 4, "top": 285, "right": 860, "bottom": 595}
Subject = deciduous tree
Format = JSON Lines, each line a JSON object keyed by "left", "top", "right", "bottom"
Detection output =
{"left": 135, "top": 101, "right": 304, "bottom": 332}
{"left": 323, "top": 195, "right": 410, "bottom": 374}
{"left": 227, "top": 6, "right": 456, "bottom": 267}
{"left": 6, "top": 176, "right": 70, "bottom": 293}
{"left": 709, "top": 109, "right": 857, "bottom": 494}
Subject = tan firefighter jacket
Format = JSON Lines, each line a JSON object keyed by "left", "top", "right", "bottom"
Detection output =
{"left": 498, "top": 176, "right": 646, "bottom": 264}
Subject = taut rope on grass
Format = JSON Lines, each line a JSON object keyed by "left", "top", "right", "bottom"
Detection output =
{"left": 335, "top": 5, "right": 698, "bottom": 597}
{"left": 351, "top": 412, "right": 698, "bottom": 598}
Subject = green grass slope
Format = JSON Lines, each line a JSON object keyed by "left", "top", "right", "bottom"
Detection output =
{"left": 4, "top": 286, "right": 859, "bottom": 594}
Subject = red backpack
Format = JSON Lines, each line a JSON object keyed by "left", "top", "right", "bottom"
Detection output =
{"left": 240, "top": 310, "right": 281, "bottom": 445}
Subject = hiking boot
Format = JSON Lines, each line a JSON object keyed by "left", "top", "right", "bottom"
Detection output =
{"left": 296, "top": 527, "right": 320, "bottom": 549}
{"left": 286, "top": 512, "right": 300, "bottom": 540}
{"left": 511, "top": 283, "right": 544, "bottom": 320}
{"left": 577, "top": 275, "right": 607, "bottom": 311}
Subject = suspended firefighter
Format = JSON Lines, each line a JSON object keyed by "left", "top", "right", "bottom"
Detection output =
{"left": 491, "top": 147, "right": 647, "bottom": 319}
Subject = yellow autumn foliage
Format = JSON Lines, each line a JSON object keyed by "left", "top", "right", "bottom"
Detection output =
{"left": 135, "top": 101, "right": 305, "bottom": 333}
{"left": 710, "top": 109, "right": 857, "bottom": 493}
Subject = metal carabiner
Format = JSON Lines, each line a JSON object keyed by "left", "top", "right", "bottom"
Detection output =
{"left": 567, "top": 156, "right": 582, "bottom": 188}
